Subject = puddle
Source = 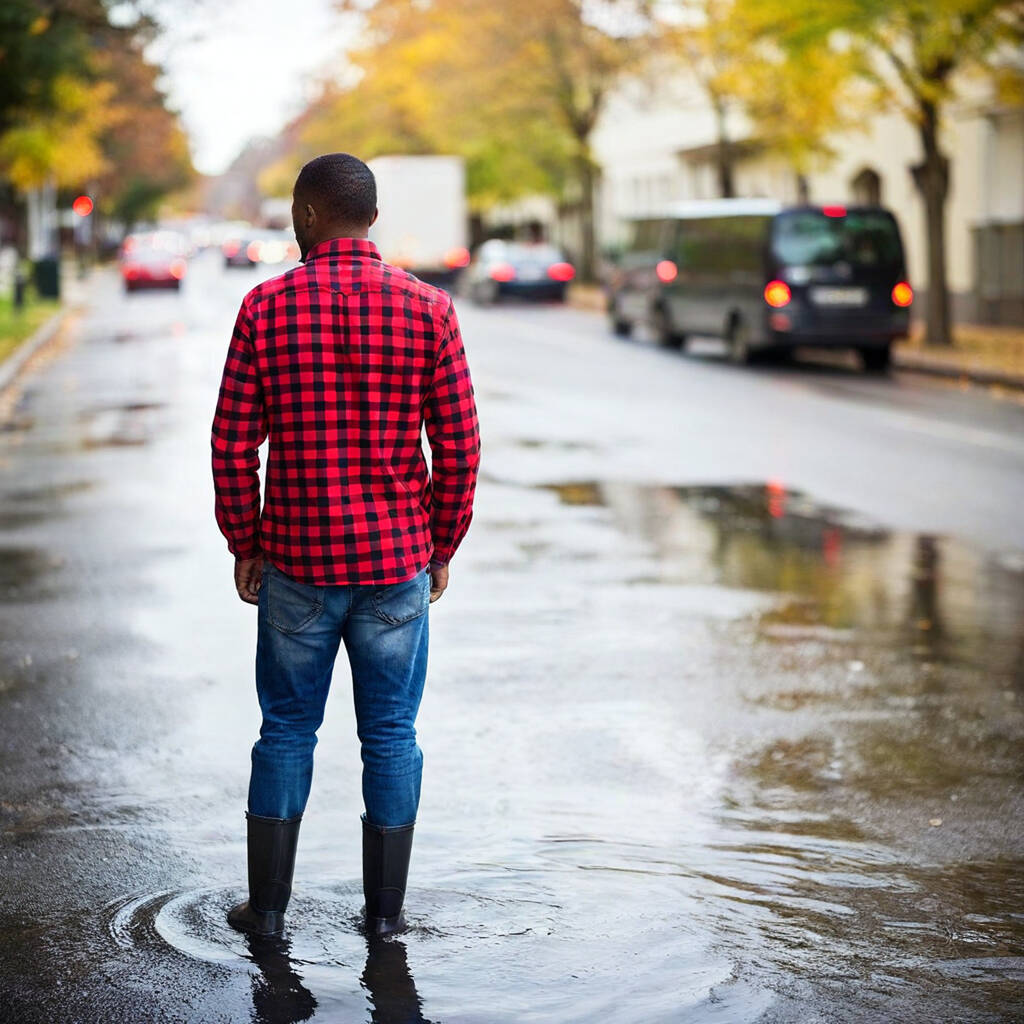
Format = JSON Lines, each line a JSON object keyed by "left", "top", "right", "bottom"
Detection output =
{"left": 77, "top": 403, "right": 165, "bottom": 449}
{"left": 540, "top": 480, "right": 1024, "bottom": 679}
{"left": 0, "top": 546, "right": 63, "bottom": 601}
{"left": 513, "top": 438, "right": 599, "bottom": 452}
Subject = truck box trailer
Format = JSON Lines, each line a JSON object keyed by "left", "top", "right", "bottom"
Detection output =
{"left": 368, "top": 155, "right": 469, "bottom": 287}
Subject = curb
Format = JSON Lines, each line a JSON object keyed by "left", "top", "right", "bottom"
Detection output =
{"left": 892, "top": 350, "right": 1024, "bottom": 392}
{"left": 0, "top": 307, "right": 69, "bottom": 395}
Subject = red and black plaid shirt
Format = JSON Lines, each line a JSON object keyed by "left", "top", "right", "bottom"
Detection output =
{"left": 211, "top": 237, "right": 480, "bottom": 585}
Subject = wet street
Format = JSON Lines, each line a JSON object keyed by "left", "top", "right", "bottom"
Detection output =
{"left": 1, "top": 252, "right": 1023, "bottom": 1023}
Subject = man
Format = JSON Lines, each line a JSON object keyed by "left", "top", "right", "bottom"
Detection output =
{"left": 211, "top": 153, "right": 480, "bottom": 938}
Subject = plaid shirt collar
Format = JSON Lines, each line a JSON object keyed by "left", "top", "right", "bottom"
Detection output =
{"left": 303, "top": 236, "right": 382, "bottom": 264}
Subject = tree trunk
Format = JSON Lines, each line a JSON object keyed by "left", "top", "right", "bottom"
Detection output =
{"left": 576, "top": 152, "right": 598, "bottom": 283}
{"left": 713, "top": 99, "right": 735, "bottom": 199}
{"left": 910, "top": 101, "right": 952, "bottom": 346}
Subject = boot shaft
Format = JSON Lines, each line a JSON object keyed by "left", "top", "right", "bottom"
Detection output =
{"left": 247, "top": 812, "right": 302, "bottom": 913}
{"left": 362, "top": 816, "right": 415, "bottom": 921}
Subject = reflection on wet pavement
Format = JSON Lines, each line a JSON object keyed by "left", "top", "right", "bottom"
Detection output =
{"left": 541, "top": 480, "right": 1024, "bottom": 679}
{"left": 1, "top": 260, "right": 1022, "bottom": 1022}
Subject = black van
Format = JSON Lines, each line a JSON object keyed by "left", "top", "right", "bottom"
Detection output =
{"left": 607, "top": 199, "right": 913, "bottom": 371}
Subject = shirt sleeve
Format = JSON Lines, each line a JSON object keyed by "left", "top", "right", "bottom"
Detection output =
{"left": 423, "top": 300, "right": 481, "bottom": 564}
{"left": 211, "top": 299, "right": 268, "bottom": 559}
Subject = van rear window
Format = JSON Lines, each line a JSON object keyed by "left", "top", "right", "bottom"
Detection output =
{"left": 772, "top": 210, "right": 903, "bottom": 268}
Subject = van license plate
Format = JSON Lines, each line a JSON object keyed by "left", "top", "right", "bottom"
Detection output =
{"left": 811, "top": 287, "right": 868, "bottom": 306}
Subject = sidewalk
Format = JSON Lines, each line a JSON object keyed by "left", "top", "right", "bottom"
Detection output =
{"left": 567, "top": 283, "right": 1024, "bottom": 390}
{"left": 894, "top": 323, "right": 1024, "bottom": 390}
{"left": 0, "top": 262, "right": 91, "bottom": 396}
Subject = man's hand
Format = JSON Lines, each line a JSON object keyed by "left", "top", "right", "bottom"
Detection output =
{"left": 429, "top": 562, "right": 449, "bottom": 603}
{"left": 234, "top": 555, "right": 265, "bottom": 605}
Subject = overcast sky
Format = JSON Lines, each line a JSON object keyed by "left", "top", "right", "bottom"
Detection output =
{"left": 149, "top": 0, "right": 357, "bottom": 176}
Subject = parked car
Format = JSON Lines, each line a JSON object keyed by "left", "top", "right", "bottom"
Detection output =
{"left": 463, "top": 240, "right": 576, "bottom": 304}
{"left": 121, "top": 231, "right": 188, "bottom": 292}
{"left": 223, "top": 229, "right": 300, "bottom": 268}
{"left": 607, "top": 199, "right": 913, "bottom": 371}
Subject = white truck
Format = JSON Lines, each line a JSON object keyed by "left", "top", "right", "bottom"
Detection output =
{"left": 367, "top": 155, "right": 469, "bottom": 287}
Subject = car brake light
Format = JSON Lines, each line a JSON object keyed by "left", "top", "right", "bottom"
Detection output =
{"left": 246, "top": 241, "right": 262, "bottom": 262}
{"left": 222, "top": 240, "right": 240, "bottom": 257}
{"left": 822, "top": 205, "right": 846, "bottom": 218}
{"left": 655, "top": 260, "right": 677, "bottom": 283}
{"left": 123, "top": 265, "right": 140, "bottom": 280}
{"left": 170, "top": 259, "right": 187, "bottom": 280}
{"left": 764, "top": 280, "right": 792, "bottom": 307}
{"left": 891, "top": 281, "right": 913, "bottom": 307}
{"left": 489, "top": 262, "right": 516, "bottom": 282}
{"left": 444, "top": 246, "right": 471, "bottom": 269}
{"left": 547, "top": 261, "right": 575, "bottom": 282}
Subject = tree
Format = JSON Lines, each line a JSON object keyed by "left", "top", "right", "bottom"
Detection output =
{"left": 292, "top": 0, "right": 647, "bottom": 279}
{"left": 745, "top": 0, "right": 1024, "bottom": 345}
{"left": 656, "top": 0, "right": 753, "bottom": 197}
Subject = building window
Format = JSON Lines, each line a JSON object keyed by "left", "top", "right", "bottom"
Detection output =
{"left": 850, "top": 167, "right": 883, "bottom": 206}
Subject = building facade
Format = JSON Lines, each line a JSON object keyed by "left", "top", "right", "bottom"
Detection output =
{"left": 589, "top": 72, "right": 1024, "bottom": 325}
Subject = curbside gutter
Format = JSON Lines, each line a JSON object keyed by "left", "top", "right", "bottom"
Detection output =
{"left": 891, "top": 348, "right": 1024, "bottom": 392}
{"left": 0, "top": 308, "right": 70, "bottom": 396}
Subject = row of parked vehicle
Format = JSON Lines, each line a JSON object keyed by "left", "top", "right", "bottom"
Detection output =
{"left": 119, "top": 200, "right": 914, "bottom": 374}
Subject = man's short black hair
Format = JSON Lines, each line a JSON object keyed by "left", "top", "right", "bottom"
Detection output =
{"left": 294, "top": 153, "right": 377, "bottom": 226}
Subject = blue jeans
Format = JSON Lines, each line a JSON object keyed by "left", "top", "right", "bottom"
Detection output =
{"left": 247, "top": 560, "right": 430, "bottom": 828}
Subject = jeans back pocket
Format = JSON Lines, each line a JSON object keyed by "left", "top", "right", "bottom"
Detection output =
{"left": 265, "top": 564, "right": 326, "bottom": 634}
{"left": 371, "top": 570, "right": 430, "bottom": 626}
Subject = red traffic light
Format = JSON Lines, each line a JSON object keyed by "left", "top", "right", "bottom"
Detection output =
{"left": 72, "top": 195, "right": 94, "bottom": 217}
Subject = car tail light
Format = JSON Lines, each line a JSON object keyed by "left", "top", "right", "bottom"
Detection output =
{"left": 766, "top": 479, "right": 787, "bottom": 518}
{"left": 169, "top": 258, "right": 187, "bottom": 280}
{"left": 489, "top": 262, "right": 516, "bottom": 282}
{"left": 891, "top": 281, "right": 913, "bottom": 307}
{"left": 547, "top": 261, "right": 575, "bottom": 282}
{"left": 123, "top": 265, "right": 140, "bottom": 280}
{"left": 655, "top": 260, "right": 677, "bottom": 283}
{"left": 246, "top": 241, "right": 262, "bottom": 262}
{"left": 443, "top": 246, "right": 471, "bottom": 269}
{"left": 764, "top": 280, "right": 792, "bottom": 307}
{"left": 822, "top": 205, "right": 846, "bottom": 218}
{"left": 222, "top": 240, "right": 240, "bottom": 257}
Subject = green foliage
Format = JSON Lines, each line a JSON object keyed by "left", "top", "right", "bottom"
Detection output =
{"left": 0, "top": 2, "right": 194, "bottom": 218}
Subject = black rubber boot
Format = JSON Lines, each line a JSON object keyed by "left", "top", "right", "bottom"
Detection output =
{"left": 228, "top": 812, "right": 302, "bottom": 937}
{"left": 362, "top": 815, "right": 415, "bottom": 937}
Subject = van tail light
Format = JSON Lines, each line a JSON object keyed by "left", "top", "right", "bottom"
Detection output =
{"left": 655, "top": 260, "right": 677, "bottom": 283}
{"left": 764, "top": 280, "right": 792, "bottom": 307}
{"left": 822, "top": 205, "right": 846, "bottom": 218}
{"left": 169, "top": 259, "right": 187, "bottom": 280}
{"left": 489, "top": 262, "right": 516, "bottom": 282}
{"left": 891, "top": 281, "right": 913, "bottom": 307}
{"left": 444, "top": 246, "right": 471, "bottom": 269}
{"left": 222, "top": 240, "right": 240, "bottom": 257}
{"left": 547, "top": 262, "right": 575, "bottom": 282}
{"left": 246, "top": 241, "right": 262, "bottom": 262}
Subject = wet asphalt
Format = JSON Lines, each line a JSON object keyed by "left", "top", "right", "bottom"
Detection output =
{"left": 1, "top": 252, "right": 1022, "bottom": 1023}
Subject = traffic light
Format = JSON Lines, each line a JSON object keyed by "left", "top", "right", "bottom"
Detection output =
{"left": 72, "top": 195, "right": 94, "bottom": 217}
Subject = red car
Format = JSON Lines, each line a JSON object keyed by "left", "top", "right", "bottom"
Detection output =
{"left": 121, "top": 232, "right": 188, "bottom": 292}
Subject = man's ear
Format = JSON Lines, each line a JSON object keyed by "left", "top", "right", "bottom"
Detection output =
{"left": 305, "top": 203, "right": 316, "bottom": 228}
{"left": 369, "top": 208, "right": 379, "bottom": 228}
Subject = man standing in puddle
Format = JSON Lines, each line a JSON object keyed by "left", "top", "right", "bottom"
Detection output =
{"left": 211, "top": 153, "right": 480, "bottom": 937}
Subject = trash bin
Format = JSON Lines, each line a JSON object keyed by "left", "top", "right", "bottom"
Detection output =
{"left": 33, "top": 256, "right": 60, "bottom": 299}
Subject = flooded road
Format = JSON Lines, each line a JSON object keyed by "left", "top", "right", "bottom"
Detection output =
{"left": 1, "top": 255, "right": 1022, "bottom": 1022}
